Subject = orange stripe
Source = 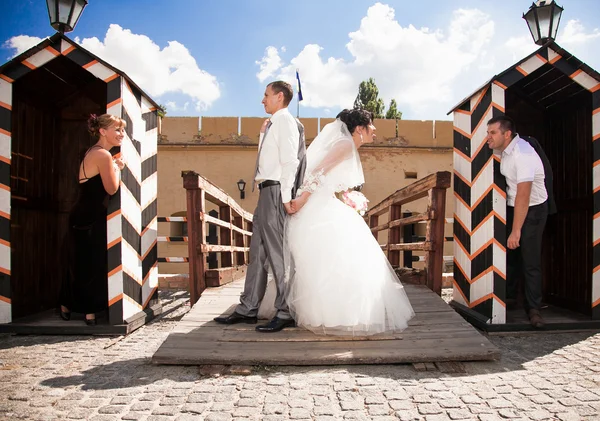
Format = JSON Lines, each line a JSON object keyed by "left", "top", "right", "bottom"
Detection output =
{"left": 593, "top": 108, "right": 600, "bottom": 116}
{"left": 594, "top": 237, "right": 600, "bottom": 247}
{"left": 0, "top": 239, "right": 9, "bottom": 248}
{"left": 470, "top": 293, "right": 494, "bottom": 308}
{"left": 108, "top": 237, "right": 121, "bottom": 249}
{"left": 108, "top": 264, "right": 122, "bottom": 278}
{"left": 107, "top": 209, "right": 121, "bottom": 221}
{"left": 0, "top": 101, "right": 11, "bottom": 111}
{"left": 493, "top": 238, "right": 507, "bottom": 253}
{"left": 516, "top": 66, "right": 527, "bottom": 76}
{"left": 591, "top": 84, "right": 600, "bottom": 93}
{"left": 592, "top": 297, "right": 600, "bottom": 308}
{"left": 108, "top": 293, "right": 123, "bottom": 307}
{"left": 0, "top": 211, "right": 9, "bottom": 220}
{"left": 0, "top": 295, "right": 10, "bottom": 304}
{"left": 21, "top": 60, "right": 36, "bottom": 70}
{"left": 454, "top": 191, "right": 471, "bottom": 211}
{"left": 0, "top": 267, "right": 10, "bottom": 276}
{"left": 453, "top": 258, "right": 470, "bottom": 285}
{"left": 471, "top": 104, "right": 493, "bottom": 140}
{"left": 454, "top": 234, "right": 470, "bottom": 259}
{"left": 142, "top": 239, "right": 158, "bottom": 260}
{"left": 549, "top": 54, "right": 561, "bottom": 64}
{"left": 570, "top": 69, "right": 583, "bottom": 79}
{"left": 107, "top": 98, "right": 122, "bottom": 109}
{"left": 0, "top": 156, "right": 10, "bottom": 165}
{"left": 455, "top": 109, "right": 470, "bottom": 115}
{"left": 149, "top": 107, "right": 157, "bottom": 112}
{"left": 0, "top": 128, "right": 11, "bottom": 137}
{"left": 0, "top": 184, "right": 10, "bottom": 192}
{"left": 471, "top": 155, "right": 494, "bottom": 186}
{"left": 595, "top": 212, "right": 600, "bottom": 220}
{"left": 594, "top": 265, "right": 600, "bottom": 274}
{"left": 470, "top": 239, "right": 493, "bottom": 260}
{"left": 454, "top": 213, "right": 472, "bottom": 235}
{"left": 595, "top": 186, "right": 600, "bottom": 194}
{"left": 471, "top": 267, "right": 493, "bottom": 284}
{"left": 62, "top": 45, "right": 76, "bottom": 56}
{"left": 493, "top": 80, "right": 508, "bottom": 90}
{"left": 471, "top": 185, "right": 494, "bottom": 211}
{"left": 493, "top": 266, "right": 506, "bottom": 280}
{"left": 143, "top": 286, "right": 158, "bottom": 308}
{"left": 123, "top": 267, "right": 142, "bottom": 285}
{"left": 82, "top": 60, "right": 98, "bottom": 69}
{"left": 453, "top": 147, "right": 471, "bottom": 163}
{"left": 453, "top": 170, "right": 471, "bottom": 188}
{"left": 104, "top": 73, "right": 119, "bottom": 83}
{"left": 594, "top": 133, "right": 600, "bottom": 141}
{"left": 45, "top": 46, "right": 60, "bottom": 57}
{"left": 494, "top": 294, "right": 506, "bottom": 308}
{"left": 471, "top": 86, "right": 489, "bottom": 115}
{"left": 492, "top": 102, "right": 505, "bottom": 113}
{"left": 535, "top": 54, "right": 548, "bottom": 63}
{"left": 472, "top": 212, "right": 495, "bottom": 235}
{"left": 493, "top": 154, "right": 501, "bottom": 163}
{"left": 0, "top": 74, "right": 14, "bottom": 83}
{"left": 492, "top": 184, "right": 507, "bottom": 200}
{"left": 454, "top": 126, "right": 472, "bottom": 140}
{"left": 452, "top": 279, "right": 469, "bottom": 304}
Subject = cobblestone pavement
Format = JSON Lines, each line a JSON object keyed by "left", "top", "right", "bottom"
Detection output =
{"left": 1, "top": 290, "right": 600, "bottom": 421}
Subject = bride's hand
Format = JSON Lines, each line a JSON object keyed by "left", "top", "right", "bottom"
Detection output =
{"left": 291, "top": 192, "right": 310, "bottom": 213}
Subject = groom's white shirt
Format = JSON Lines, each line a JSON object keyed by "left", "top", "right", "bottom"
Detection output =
{"left": 255, "top": 107, "right": 300, "bottom": 203}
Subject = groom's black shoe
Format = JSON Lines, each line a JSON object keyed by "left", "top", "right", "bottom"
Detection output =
{"left": 214, "top": 312, "right": 257, "bottom": 325}
{"left": 255, "top": 317, "right": 295, "bottom": 333}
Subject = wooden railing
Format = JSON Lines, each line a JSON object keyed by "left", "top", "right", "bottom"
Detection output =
{"left": 182, "top": 171, "right": 253, "bottom": 305}
{"left": 365, "top": 171, "right": 451, "bottom": 296}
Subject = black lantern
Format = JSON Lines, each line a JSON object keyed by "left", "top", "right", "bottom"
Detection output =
{"left": 46, "top": 0, "right": 88, "bottom": 34}
{"left": 237, "top": 179, "right": 246, "bottom": 200}
{"left": 523, "top": 0, "right": 563, "bottom": 46}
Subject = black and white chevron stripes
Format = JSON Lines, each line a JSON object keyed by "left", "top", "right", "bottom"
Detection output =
{"left": 452, "top": 43, "right": 600, "bottom": 323}
{"left": 0, "top": 33, "right": 158, "bottom": 324}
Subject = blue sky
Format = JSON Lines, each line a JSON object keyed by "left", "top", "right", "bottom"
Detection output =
{"left": 2, "top": 1, "right": 599, "bottom": 120}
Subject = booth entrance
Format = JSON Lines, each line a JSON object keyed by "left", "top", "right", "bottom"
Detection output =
{"left": 11, "top": 55, "right": 105, "bottom": 320}
{"left": 450, "top": 42, "right": 600, "bottom": 330}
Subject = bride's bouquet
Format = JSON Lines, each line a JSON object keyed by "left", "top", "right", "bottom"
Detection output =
{"left": 341, "top": 190, "right": 369, "bottom": 216}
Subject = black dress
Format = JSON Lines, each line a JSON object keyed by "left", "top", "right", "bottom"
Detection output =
{"left": 60, "top": 169, "right": 110, "bottom": 315}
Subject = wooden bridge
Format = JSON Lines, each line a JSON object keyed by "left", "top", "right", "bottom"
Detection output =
{"left": 152, "top": 171, "right": 499, "bottom": 365}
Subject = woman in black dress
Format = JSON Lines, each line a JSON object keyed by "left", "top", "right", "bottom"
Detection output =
{"left": 60, "top": 114, "right": 125, "bottom": 325}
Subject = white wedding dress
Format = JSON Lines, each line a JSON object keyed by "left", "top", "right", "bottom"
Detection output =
{"left": 259, "top": 119, "right": 415, "bottom": 336}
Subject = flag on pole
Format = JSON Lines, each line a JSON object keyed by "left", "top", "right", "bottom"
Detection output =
{"left": 296, "top": 69, "right": 303, "bottom": 101}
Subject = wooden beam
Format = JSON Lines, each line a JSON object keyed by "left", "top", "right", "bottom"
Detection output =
{"left": 370, "top": 211, "right": 434, "bottom": 233}
{"left": 380, "top": 241, "right": 432, "bottom": 251}
{"left": 201, "top": 244, "right": 250, "bottom": 253}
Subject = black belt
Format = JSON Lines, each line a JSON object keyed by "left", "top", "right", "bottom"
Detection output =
{"left": 258, "top": 180, "right": 280, "bottom": 190}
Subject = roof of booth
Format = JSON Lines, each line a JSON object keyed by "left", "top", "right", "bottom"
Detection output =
{"left": 447, "top": 41, "right": 600, "bottom": 115}
{"left": 0, "top": 32, "right": 160, "bottom": 110}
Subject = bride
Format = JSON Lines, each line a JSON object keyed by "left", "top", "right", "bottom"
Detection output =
{"left": 260, "top": 108, "right": 415, "bottom": 336}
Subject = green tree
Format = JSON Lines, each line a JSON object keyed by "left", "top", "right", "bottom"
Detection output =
{"left": 353, "top": 78, "right": 385, "bottom": 119}
{"left": 385, "top": 99, "right": 402, "bottom": 120}
{"left": 157, "top": 104, "right": 167, "bottom": 118}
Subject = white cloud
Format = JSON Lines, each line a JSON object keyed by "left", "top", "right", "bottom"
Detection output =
{"left": 74, "top": 24, "right": 220, "bottom": 111}
{"left": 3, "top": 35, "right": 43, "bottom": 58}
{"left": 256, "top": 46, "right": 283, "bottom": 82}
{"left": 257, "top": 3, "right": 600, "bottom": 120}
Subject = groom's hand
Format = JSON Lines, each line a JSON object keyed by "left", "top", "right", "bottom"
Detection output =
{"left": 284, "top": 202, "right": 295, "bottom": 215}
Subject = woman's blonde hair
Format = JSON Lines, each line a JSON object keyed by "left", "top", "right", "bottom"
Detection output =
{"left": 87, "top": 114, "right": 126, "bottom": 138}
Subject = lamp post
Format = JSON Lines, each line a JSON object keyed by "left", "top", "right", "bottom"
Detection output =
{"left": 237, "top": 179, "right": 246, "bottom": 200}
{"left": 46, "top": 0, "right": 88, "bottom": 34}
{"left": 523, "top": 0, "right": 563, "bottom": 46}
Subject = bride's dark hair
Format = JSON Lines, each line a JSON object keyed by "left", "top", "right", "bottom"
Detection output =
{"left": 336, "top": 108, "right": 374, "bottom": 134}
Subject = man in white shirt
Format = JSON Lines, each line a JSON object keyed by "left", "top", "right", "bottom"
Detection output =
{"left": 214, "top": 81, "right": 306, "bottom": 332}
{"left": 487, "top": 115, "right": 548, "bottom": 328}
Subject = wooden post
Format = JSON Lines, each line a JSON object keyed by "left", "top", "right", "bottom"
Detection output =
{"left": 233, "top": 215, "right": 244, "bottom": 265}
{"left": 219, "top": 206, "right": 233, "bottom": 268}
{"left": 402, "top": 211, "right": 413, "bottom": 268}
{"left": 369, "top": 215, "right": 379, "bottom": 241}
{"left": 388, "top": 204, "right": 402, "bottom": 267}
{"left": 183, "top": 171, "right": 207, "bottom": 305}
{"left": 426, "top": 188, "right": 447, "bottom": 296}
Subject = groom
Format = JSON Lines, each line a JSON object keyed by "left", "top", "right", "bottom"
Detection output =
{"left": 214, "top": 81, "right": 306, "bottom": 332}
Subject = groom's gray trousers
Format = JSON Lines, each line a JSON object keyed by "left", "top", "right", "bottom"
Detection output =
{"left": 235, "top": 183, "right": 291, "bottom": 319}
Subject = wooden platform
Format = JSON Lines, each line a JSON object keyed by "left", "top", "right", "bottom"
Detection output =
{"left": 0, "top": 302, "right": 162, "bottom": 336}
{"left": 152, "top": 280, "right": 499, "bottom": 365}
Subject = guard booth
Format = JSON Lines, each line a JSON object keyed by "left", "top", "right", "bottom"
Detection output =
{"left": 0, "top": 33, "right": 159, "bottom": 331}
{"left": 449, "top": 41, "right": 600, "bottom": 330}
